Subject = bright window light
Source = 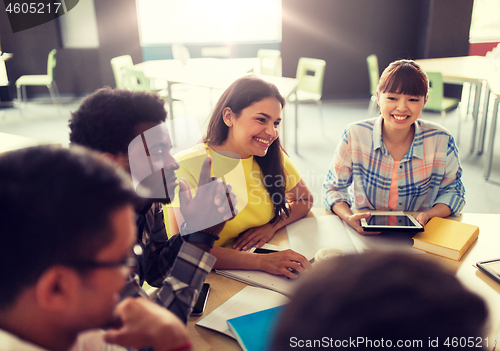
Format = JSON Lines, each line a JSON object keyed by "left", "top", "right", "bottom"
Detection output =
{"left": 470, "top": 0, "right": 500, "bottom": 43}
{"left": 136, "top": 0, "right": 281, "bottom": 45}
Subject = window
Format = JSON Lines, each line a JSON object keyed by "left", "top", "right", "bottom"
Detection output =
{"left": 59, "top": 0, "right": 99, "bottom": 48}
{"left": 136, "top": 0, "right": 281, "bottom": 46}
{"left": 469, "top": 0, "right": 500, "bottom": 43}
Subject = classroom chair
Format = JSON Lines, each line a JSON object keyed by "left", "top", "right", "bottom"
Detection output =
{"left": 257, "top": 49, "right": 282, "bottom": 76}
{"left": 424, "top": 71, "right": 461, "bottom": 143}
{"left": 172, "top": 43, "right": 190, "bottom": 65}
{"left": 123, "top": 67, "right": 185, "bottom": 120}
{"left": 289, "top": 57, "right": 326, "bottom": 154}
{"left": 16, "top": 49, "right": 60, "bottom": 109}
{"left": 123, "top": 68, "right": 153, "bottom": 92}
{"left": 366, "top": 54, "right": 379, "bottom": 118}
{"left": 111, "top": 55, "right": 134, "bottom": 89}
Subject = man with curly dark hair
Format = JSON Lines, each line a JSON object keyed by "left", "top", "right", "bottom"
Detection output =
{"left": 69, "top": 87, "right": 236, "bottom": 323}
{"left": 69, "top": 87, "right": 168, "bottom": 156}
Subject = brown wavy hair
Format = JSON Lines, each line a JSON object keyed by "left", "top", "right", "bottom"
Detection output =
{"left": 203, "top": 76, "right": 289, "bottom": 222}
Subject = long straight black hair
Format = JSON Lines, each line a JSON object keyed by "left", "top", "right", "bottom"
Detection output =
{"left": 203, "top": 76, "right": 289, "bottom": 222}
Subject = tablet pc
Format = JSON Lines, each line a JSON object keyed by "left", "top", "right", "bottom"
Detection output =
{"left": 360, "top": 213, "right": 424, "bottom": 232}
{"left": 476, "top": 258, "right": 500, "bottom": 285}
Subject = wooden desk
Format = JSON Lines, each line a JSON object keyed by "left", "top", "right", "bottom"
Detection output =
{"left": 133, "top": 58, "right": 299, "bottom": 146}
{"left": 0, "top": 132, "right": 61, "bottom": 154}
{"left": 188, "top": 209, "right": 500, "bottom": 350}
{"left": 415, "top": 56, "right": 496, "bottom": 154}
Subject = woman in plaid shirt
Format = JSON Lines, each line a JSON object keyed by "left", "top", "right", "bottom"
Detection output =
{"left": 323, "top": 59, "right": 465, "bottom": 234}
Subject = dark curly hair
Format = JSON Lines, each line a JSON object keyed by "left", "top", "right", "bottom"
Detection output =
{"left": 69, "top": 87, "right": 167, "bottom": 155}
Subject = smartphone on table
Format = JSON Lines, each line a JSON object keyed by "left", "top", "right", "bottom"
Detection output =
{"left": 191, "top": 283, "right": 210, "bottom": 316}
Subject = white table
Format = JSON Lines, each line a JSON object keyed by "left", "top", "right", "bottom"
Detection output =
{"left": 416, "top": 56, "right": 496, "bottom": 154}
{"left": 133, "top": 58, "right": 299, "bottom": 147}
{"left": 187, "top": 209, "right": 500, "bottom": 350}
{"left": 0, "top": 132, "right": 61, "bottom": 155}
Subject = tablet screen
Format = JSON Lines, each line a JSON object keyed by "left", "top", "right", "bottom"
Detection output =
{"left": 367, "top": 215, "right": 417, "bottom": 227}
{"left": 480, "top": 260, "right": 500, "bottom": 276}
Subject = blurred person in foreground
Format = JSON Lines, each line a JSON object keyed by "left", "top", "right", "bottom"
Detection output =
{"left": 0, "top": 146, "right": 191, "bottom": 351}
{"left": 272, "top": 252, "right": 488, "bottom": 351}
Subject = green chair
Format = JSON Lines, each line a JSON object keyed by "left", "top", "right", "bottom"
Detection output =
{"left": 123, "top": 67, "right": 151, "bottom": 92}
{"left": 257, "top": 49, "right": 281, "bottom": 76}
{"left": 111, "top": 55, "right": 134, "bottom": 89}
{"left": 16, "top": 49, "right": 60, "bottom": 108}
{"left": 424, "top": 71, "right": 461, "bottom": 142}
{"left": 366, "top": 54, "right": 379, "bottom": 118}
{"left": 290, "top": 57, "right": 326, "bottom": 153}
{"left": 124, "top": 67, "right": 181, "bottom": 98}
{"left": 123, "top": 67, "right": 183, "bottom": 112}
{"left": 123, "top": 67, "right": 184, "bottom": 144}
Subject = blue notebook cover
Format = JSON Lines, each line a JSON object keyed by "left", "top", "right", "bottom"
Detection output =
{"left": 226, "top": 305, "right": 286, "bottom": 351}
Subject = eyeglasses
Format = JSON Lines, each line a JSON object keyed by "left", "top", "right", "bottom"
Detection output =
{"left": 67, "top": 244, "right": 142, "bottom": 274}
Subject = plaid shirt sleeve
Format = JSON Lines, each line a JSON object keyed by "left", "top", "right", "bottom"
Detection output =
{"left": 153, "top": 241, "right": 216, "bottom": 324}
{"left": 120, "top": 203, "right": 216, "bottom": 324}
{"left": 136, "top": 203, "right": 180, "bottom": 287}
{"left": 323, "top": 127, "right": 354, "bottom": 212}
{"left": 119, "top": 239, "right": 215, "bottom": 325}
{"left": 431, "top": 134, "right": 465, "bottom": 215}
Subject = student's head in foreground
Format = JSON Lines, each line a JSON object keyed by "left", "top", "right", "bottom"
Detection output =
{"left": 271, "top": 252, "right": 488, "bottom": 350}
{"left": 204, "top": 75, "right": 289, "bottom": 221}
{"left": 0, "top": 146, "right": 139, "bottom": 351}
{"left": 69, "top": 87, "right": 179, "bottom": 203}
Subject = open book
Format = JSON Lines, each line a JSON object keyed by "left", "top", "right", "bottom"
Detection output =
{"left": 216, "top": 263, "right": 297, "bottom": 296}
{"left": 216, "top": 215, "right": 364, "bottom": 296}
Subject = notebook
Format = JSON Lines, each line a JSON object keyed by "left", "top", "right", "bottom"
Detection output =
{"left": 227, "top": 305, "right": 285, "bottom": 351}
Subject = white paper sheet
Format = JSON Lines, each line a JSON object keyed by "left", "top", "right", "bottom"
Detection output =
{"left": 215, "top": 268, "right": 297, "bottom": 297}
{"left": 196, "top": 286, "right": 290, "bottom": 338}
{"left": 286, "top": 216, "right": 364, "bottom": 260}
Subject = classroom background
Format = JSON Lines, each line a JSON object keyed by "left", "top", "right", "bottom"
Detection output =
{"left": 1, "top": 0, "right": 500, "bottom": 214}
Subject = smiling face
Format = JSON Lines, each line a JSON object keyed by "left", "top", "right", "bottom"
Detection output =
{"left": 375, "top": 60, "right": 429, "bottom": 135}
{"left": 220, "top": 96, "right": 282, "bottom": 158}
{"left": 377, "top": 92, "right": 426, "bottom": 132}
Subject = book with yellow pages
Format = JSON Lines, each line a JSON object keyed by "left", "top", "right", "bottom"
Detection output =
{"left": 412, "top": 217, "right": 479, "bottom": 260}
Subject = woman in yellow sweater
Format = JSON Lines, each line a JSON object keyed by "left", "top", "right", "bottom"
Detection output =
{"left": 170, "top": 76, "right": 313, "bottom": 278}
